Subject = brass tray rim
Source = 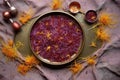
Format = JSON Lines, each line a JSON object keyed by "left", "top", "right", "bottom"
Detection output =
{"left": 28, "top": 11, "right": 85, "bottom": 65}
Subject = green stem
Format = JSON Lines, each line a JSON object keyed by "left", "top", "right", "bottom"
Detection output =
{"left": 88, "top": 23, "right": 100, "bottom": 31}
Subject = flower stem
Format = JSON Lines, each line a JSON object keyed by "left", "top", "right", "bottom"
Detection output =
{"left": 88, "top": 23, "right": 100, "bottom": 31}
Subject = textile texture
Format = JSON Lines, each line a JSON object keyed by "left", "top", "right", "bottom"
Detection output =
{"left": 0, "top": 0, "right": 120, "bottom": 80}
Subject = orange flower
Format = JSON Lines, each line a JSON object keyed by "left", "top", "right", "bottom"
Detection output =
{"left": 82, "top": 56, "right": 97, "bottom": 65}
{"left": 17, "top": 64, "right": 31, "bottom": 75}
{"left": 18, "top": 6, "right": 34, "bottom": 24}
{"left": 1, "top": 43, "right": 17, "bottom": 58}
{"left": 25, "top": 56, "right": 39, "bottom": 65}
{"left": 18, "top": 56, "right": 39, "bottom": 75}
{"left": 51, "top": 0, "right": 62, "bottom": 10}
{"left": 99, "top": 13, "right": 114, "bottom": 27}
{"left": 87, "top": 58, "right": 96, "bottom": 65}
{"left": 96, "top": 28, "right": 110, "bottom": 42}
{"left": 19, "top": 12, "right": 31, "bottom": 24}
{"left": 69, "top": 61, "right": 82, "bottom": 74}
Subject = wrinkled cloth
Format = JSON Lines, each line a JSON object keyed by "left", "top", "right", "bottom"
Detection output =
{"left": 0, "top": 0, "right": 120, "bottom": 80}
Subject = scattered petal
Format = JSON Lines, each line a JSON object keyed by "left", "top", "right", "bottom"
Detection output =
{"left": 46, "top": 32, "right": 51, "bottom": 39}
{"left": 15, "top": 41, "right": 24, "bottom": 49}
{"left": 90, "top": 41, "right": 97, "bottom": 47}
{"left": 46, "top": 46, "right": 51, "bottom": 51}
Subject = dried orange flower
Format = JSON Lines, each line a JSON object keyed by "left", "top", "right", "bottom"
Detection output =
{"left": 82, "top": 55, "right": 97, "bottom": 65}
{"left": 90, "top": 41, "right": 97, "bottom": 47}
{"left": 87, "top": 58, "right": 96, "bottom": 65}
{"left": 96, "top": 28, "right": 110, "bottom": 42}
{"left": 25, "top": 56, "right": 39, "bottom": 65}
{"left": 51, "top": 0, "right": 62, "bottom": 10}
{"left": 69, "top": 61, "right": 82, "bottom": 74}
{"left": 17, "top": 64, "right": 31, "bottom": 75}
{"left": 99, "top": 13, "right": 114, "bottom": 27}
{"left": 1, "top": 43, "right": 17, "bottom": 58}
{"left": 18, "top": 6, "right": 34, "bottom": 24}
{"left": 18, "top": 56, "right": 39, "bottom": 75}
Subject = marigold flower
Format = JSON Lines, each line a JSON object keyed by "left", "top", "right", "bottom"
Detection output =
{"left": 18, "top": 7, "right": 34, "bottom": 24}
{"left": 18, "top": 56, "right": 39, "bottom": 75}
{"left": 99, "top": 13, "right": 114, "bottom": 27}
{"left": 82, "top": 55, "right": 97, "bottom": 66}
{"left": 19, "top": 13, "right": 31, "bottom": 24}
{"left": 96, "top": 28, "right": 110, "bottom": 42}
{"left": 25, "top": 56, "right": 39, "bottom": 65}
{"left": 51, "top": 0, "right": 62, "bottom": 10}
{"left": 1, "top": 43, "right": 17, "bottom": 58}
{"left": 87, "top": 58, "right": 96, "bottom": 65}
{"left": 69, "top": 61, "right": 82, "bottom": 74}
{"left": 17, "top": 64, "right": 31, "bottom": 75}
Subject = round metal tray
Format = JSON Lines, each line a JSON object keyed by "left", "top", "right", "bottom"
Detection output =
{"left": 29, "top": 11, "right": 84, "bottom": 65}
{"left": 14, "top": 10, "right": 102, "bottom": 66}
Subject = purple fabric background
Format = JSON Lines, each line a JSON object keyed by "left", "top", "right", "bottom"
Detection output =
{"left": 0, "top": 0, "right": 120, "bottom": 80}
